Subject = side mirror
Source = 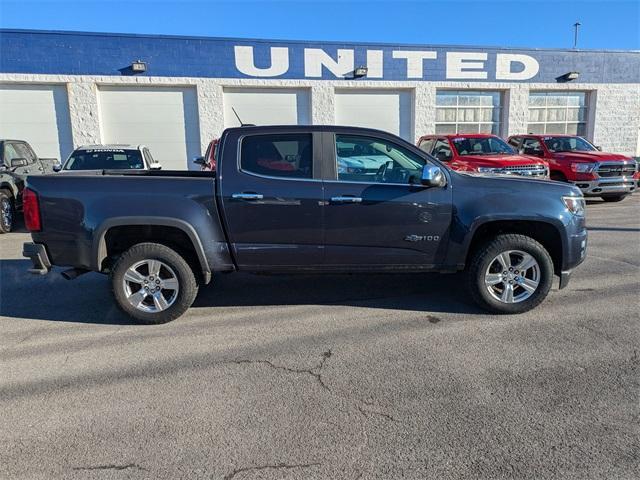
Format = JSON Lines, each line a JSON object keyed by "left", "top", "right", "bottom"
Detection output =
{"left": 53, "top": 163, "right": 62, "bottom": 172}
{"left": 149, "top": 163, "right": 162, "bottom": 170}
{"left": 595, "top": 146, "right": 602, "bottom": 151}
{"left": 421, "top": 165, "right": 447, "bottom": 188}
{"left": 10, "top": 158, "right": 28, "bottom": 168}
{"left": 193, "top": 156, "right": 205, "bottom": 166}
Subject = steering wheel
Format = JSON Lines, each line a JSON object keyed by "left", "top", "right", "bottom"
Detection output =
{"left": 376, "top": 161, "right": 393, "bottom": 183}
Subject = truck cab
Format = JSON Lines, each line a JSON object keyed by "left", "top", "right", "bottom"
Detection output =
{"left": 417, "top": 134, "right": 549, "bottom": 178}
{"left": 507, "top": 134, "right": 637, "bottom": 202}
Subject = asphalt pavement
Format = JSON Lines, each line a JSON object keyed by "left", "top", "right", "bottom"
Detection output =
{"left": 0, "top": 195, "right": 638, "bottom": 479}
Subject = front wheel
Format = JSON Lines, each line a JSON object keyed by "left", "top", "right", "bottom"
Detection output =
{"left": 467, "top": 234, "right": 554, "bottom": 314}
{"left": 0, "top": 191, "right": 14, "bottom": 234}
{"left": 111, "top": 243, "right": 199, "bottom": 324}
{"left": 600, "top": 194, "right": 627, "bottom": 202}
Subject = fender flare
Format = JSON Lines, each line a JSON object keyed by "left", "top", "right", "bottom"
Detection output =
{"left": 93, "top": 216, "right": 211, "bottom": 283}
{"left": 459, "top": 215, "right": 566, "bottom": 267}
{"left": 0, "top": 181, "right": 18, "bottom": 198}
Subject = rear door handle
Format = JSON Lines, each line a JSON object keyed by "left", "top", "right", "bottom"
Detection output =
{"left": 330, "top": 196, "right": 362, "bottom": 204}
{"left": 232, "top": 193, "right": 264, "bottom": 200}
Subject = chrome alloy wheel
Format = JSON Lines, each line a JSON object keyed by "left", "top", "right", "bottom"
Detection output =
{"left": 1, "top": 198, "right": 12, "bottom": 229}
{"left": 122, "top": 259, "right": 180, "bottom": 313}
{"left": 484, "top": 250, "right": 540, "bottom": 304}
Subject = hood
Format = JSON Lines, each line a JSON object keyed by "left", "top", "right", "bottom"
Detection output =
{"left": 454, "top": 169, "right": 581, "bottom": 195}
{"left": 551, "top": 151, "right": 633, "bottom": 163}
{"left": 458, "top": 154, "right": 546, "bottom": 167}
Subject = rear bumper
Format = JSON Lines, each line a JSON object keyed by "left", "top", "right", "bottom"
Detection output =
{"left": 571, "top": 177, "right": 636, "bottom": 196}
{"left": 22, "top": 242, "right": 51, "bottom": 275}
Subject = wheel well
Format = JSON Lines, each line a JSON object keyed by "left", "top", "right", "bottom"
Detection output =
{"left": 466, "top": 221, "right": 563, "bottom": 274}
{"left": 102, "top": 225, "right": 205, "bottom": 282}
{"left": 0, "top": 184, "right": 15, "bottom": 197}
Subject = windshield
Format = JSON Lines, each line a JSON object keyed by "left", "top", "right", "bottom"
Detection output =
{"left": 543, "top": 136, "right": 596, "bottom": 153}
{"left": 64, "top": 149, "right": 144, "bottom": 170}
{"left": 451, "top": 137, "right": 515, "bottom": 156}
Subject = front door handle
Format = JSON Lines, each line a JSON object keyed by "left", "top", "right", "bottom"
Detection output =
{"left": 232, "top": 192, "right": 264, "bottom": 200}
{"left": 330, "top": 196, "right": 362, "bottom": 204}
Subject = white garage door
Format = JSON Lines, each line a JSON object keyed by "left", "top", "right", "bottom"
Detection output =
{"left": 223, "top": 88, "right": 310, "bottom": 128}
{"left": 0, "top": 84, "right": 73, "bottom": 161}
{"left": 335, "top": 89, "right": 413, "bottom": 140}
{"left": 98, "top": 86, "right": 200, "bottom": 170}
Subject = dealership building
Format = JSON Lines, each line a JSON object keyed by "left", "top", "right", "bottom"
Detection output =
{"left": 0, "top": 29, "right": 639, "bottom": 169}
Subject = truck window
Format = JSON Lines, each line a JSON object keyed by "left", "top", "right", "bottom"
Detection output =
{"left": 4, "top": 143, "right": 21, "bottom": 163}
{"left": 335, "top": 134, "right": 425, "bottom": 184}
{"left": 418, "top": 138, "right": 435, "bottom": 153}
{"left": 11, "top": 142, "right": 37, "bottom": 164}
{"left": 241, "top": 134, "right": 312, "bottom": 179}
{"left": 508, "top": 137, "right": 521, "bottom": 149}
{"left": 431, "top": 139, "right": 453, "bottom": 161}
{"left": 521, "top": 138, "right": 543, "bottom": 154}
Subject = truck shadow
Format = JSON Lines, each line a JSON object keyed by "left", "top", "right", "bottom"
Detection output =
{"left": 0, "top": 259, "right": 482, "bottom": 325}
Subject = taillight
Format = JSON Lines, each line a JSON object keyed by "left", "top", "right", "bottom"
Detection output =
{"left": 23, "top": 188, "right": 41, "bottom": 231}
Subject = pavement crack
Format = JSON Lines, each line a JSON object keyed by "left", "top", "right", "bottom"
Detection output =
{"left": 357, "top": 404, "right": 400, "bottom": 423}
{"left": 73, "top": 463, "right": 147, "bottom": 472}
{"left": 231, "top": 349, "right": 332, "bottom": 392}
{"left": 222, "top": 462, "right": 321, "bottom": 480}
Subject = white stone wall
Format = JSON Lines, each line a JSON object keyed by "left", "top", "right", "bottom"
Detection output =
{"left": 1, "top": 73, "right": 639, "bottom": 156}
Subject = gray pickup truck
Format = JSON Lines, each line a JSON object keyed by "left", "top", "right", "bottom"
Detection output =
{"left": 0, "top": 139, "right": 58, "bottom": 233}
{"left": 23, "top": 125, "right": 588, "bottom": 323}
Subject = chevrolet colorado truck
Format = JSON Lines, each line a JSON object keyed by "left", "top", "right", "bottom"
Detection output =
{"left": 23, "top": 126, "right": 587, "bottom": 324}
{"left": 0, "top": 139, "right": 58, "bottom": 233}
{"left": 508, "top": 134, "right": 637, "bottom": 202}
{"left": 417, "top": 134, "right": 549, "bottom": 178}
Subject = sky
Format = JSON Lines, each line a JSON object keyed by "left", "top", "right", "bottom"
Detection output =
{"left": 0, "top": 0, "right": 638, "bottom": 50}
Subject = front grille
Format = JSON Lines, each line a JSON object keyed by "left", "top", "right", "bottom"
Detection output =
{"left": 597, "top": 163, "right": 637, "bottom": 177}
{"left": 500, "top": 164, "right": 548, "bottom": 177}
{"left": 597, "top": 181, "right": 635, "bottom": 187}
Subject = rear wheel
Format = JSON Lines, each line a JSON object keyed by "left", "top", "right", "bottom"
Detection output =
{"left": 467, "top": 234, "right": 554, "bottom": 314}
{"left": 600, "top": 194, "right": 627, "bottom": 202}
{"left": 111, "top": 242, "right": 198, "bottom": 324}
{"left": 0, "top": 191, "right": 14, "bottom": 234}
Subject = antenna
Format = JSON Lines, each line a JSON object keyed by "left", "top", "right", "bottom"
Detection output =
{"left": 232, "top": 107, "right": 243, "bottom": 125}
{"left": 573, "top": 21, "right": 581, "bottom": 49}
{"left": 231, "top": 107, "right": 255, "bottom": 127}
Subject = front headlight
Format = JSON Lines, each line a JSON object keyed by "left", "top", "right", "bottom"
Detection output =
{"left": 477, "top": 167, "right": 501, "bottom": 173}
{"left": 570, "top": 162, "right": 597, "bottom": 173}
{"left": 563, "top": 196, "right": 586, "bottom": 216}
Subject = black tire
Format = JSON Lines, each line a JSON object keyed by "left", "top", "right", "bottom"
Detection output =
{"left": 467, "top": 234, "right": 554, "bottom": 314}
{"left": 0, "top": 190, "right": 15, "bottom": 234}
{"left": 111, "top": 242, "right": 198, "bottom": 324}
{"left": 600, "top": 194, "right": 627, "bottom": 202}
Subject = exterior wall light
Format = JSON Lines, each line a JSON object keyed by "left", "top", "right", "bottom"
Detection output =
{"left": 353, "top": 66, "right": 368, "bottom": 78}
{"left": 557, "top": 71, "right": 580, "bottom": 82}
{"left": 131, "top": 60, "right": 147, "bottom": 73}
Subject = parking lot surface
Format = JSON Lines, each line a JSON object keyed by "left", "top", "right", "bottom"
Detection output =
{"left": 1, "top": 196, "right": 638, "bottom": 480}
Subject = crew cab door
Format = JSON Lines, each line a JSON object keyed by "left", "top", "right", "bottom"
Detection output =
{"left": 219, "top": 130, "right": 324, "bottom": 270}
{"left": 323, "top": 132, "right": 453, "bottom": 269}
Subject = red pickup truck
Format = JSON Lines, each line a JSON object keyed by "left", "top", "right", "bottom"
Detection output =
{"left": 417, "top": 134, "right": 549, "bottom": 179}
{"left": 507, "top": 135, "right": 637, "bottom": 202}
